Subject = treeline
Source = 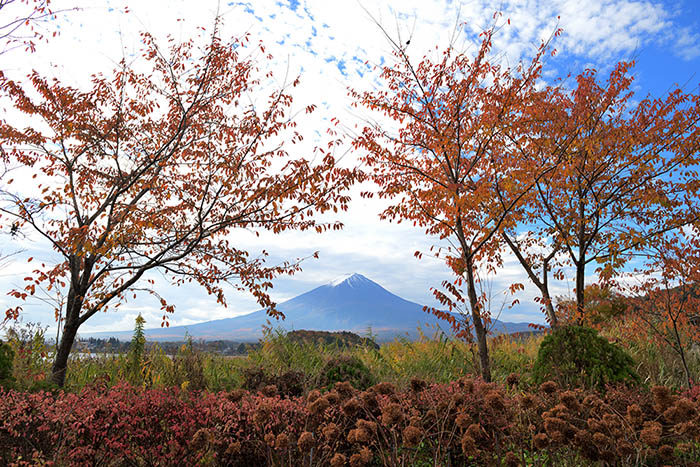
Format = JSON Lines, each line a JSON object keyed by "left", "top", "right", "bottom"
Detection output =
{"left": 74, "top": 337, "right": 258, "bottom": 356}
{"left": 74, "top": 330, "right": 378, "bottom": 356}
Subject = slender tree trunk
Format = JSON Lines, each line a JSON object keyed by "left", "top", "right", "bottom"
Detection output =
{"left": 51, "top": 315, "right": 79, "bottom": 387}
{"left": 575, "top": 259, "right": 585, "bottom": 325}
{"left": 541, "top": 280, "right": 557, "bottom": 328}
{"left": 50, "top": 279, "right": 86, "bottom": 387}
{"left": 671, "top": 317, "right": 693, "bottom": 388}
{"left": 501, "top": 233, "right": 558, "bottom": 328}
{"left": 466, "top": 258, "right": 491, "bottom": 382}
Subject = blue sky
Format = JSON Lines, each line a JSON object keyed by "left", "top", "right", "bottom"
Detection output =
{"left": 1, "top": 0, "right": 699, "bottom": 336}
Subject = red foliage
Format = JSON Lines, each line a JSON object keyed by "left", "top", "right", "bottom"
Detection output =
{"left": 1, "top": 380, "right": 700, "bottom": 465}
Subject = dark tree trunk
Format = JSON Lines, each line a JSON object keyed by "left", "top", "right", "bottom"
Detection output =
{"left": 575, "top": 260, "right": 585, "bottom": 324}
{"left": 466, "top": 259, "right": 491, "bottom": 382}
{"left": 51, "top": 316, "right": 79, "bottom": 387}
{"left": 50, "top": 275, "right": 88, "bottom": 387}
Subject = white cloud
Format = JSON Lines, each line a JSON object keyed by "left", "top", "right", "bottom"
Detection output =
{"left": 1, "top": 0, "right": 697, "bottom": 334}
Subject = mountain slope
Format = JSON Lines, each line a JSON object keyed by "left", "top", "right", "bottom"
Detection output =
{"left": 88, "top": 273, "right": 536, "bottom": 341}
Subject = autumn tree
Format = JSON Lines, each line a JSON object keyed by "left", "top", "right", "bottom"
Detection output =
{"left": 0, "top": 19, "right": 357, "bottom": 386}
{"left": 352, "top": 20, "right": 555, "bottom": 382}
{"left": 502, "top": 62, "right": 700, "bottom": 324}
{"left": 0, "top": 0, "right": 62, "bottom": 55}
{"left": 621, "top": 227, "right": 700, "bottom": 388}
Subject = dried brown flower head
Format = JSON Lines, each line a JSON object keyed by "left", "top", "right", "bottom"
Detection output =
{"left": 325, "top": 390, "right": 340, "bottom": 406}
{"left": 461, "top": 433, "right": 477, "bottom": 456}
{"left": 381, "top": 402, "right": 404, "bottom": 426}
{"left": 402, "top": 425, "right": 423, "bottom": 447}
{"left": 658, "top": 444, "right": 674, "bottom": 461}
{"left": 520, "top": 393, "right": 537, "bottom": 410}
{"left": 275, "top": 433, "right": 289, "bottom": 450}
{"left": 533, "top": 433, "right": 549, "bottom": 450}
{"left": 651, "top": 385, "right": 675, "bottom": 413}
{"left": 626, "top": 404, "right": 644, "bottom": 427}
{"left": 191, "top": 428, "right": 211, "bottom": 450}
{"left": 330, "top": 453, "right": 347, "bottom": 467}
{"left": 323, "top": 422, "right": 340, "bottom": 442}
{"left": 539, "top": 381, "right": 558, "bottom": 394}
{"left": 227, "top": 388, "right": 246, "bottom": 402}
{"left": 298, "top": 431, "right": 314, "bottom": 452}
{"left": 335, "top": 381, "right": 354, "bottom": 398}
{"left": 640, "top": 421, "right": 662, "bottom": 447}
{"left": 485, "top": 390, "right": 505, "bottom": 412}
{"left": 506, "top": 372, "right": 519, "bottom": 388}
{"left": 559, "top": 390, "right": 580, "bottom": 412}
{"left": 261, "top": 384, "right": 278, "bottom": 397}
{"left": 616, "top": 440, "right": 634, "bottom": 458}
{"left": 307, "top": 389, "right": 321, "bottom": 403}
{"left": 342, "top": 397, "right": 362, "bottom": 417}
{"left": 226, "top": 441, "right": 241, "bottom": 455}
{"left": 455, "top": 412, "right": 470, "bottom": 429}
{"left": 372, "top": 382, "right": 396, "bottom": 395}
{"left": 309, "top": 396, "right": 330, "bottom": 416}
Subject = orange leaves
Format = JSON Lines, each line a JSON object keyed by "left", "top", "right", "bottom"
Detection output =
{"left": 0, "top": 14, "right": 358, "bottom": 382}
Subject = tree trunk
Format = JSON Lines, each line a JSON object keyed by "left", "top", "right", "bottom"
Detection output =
{"left": 51, "top": 317, "right": 79, "bottom": 387}
{"left": 501, "top": 232, "right": 558, "bottom": 329}
{"left": 575, "top": 260, "right": 585, "bottom": 325}
{"left": 50, "top": 278, "right": 87, "bottom": 387}
{"left": 466, "top": 260, "right": 491, "bottom": 382}
{"left": 541, "top": 284, "right": 557, "bottom": 329}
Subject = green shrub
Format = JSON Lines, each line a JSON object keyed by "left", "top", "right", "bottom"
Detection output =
{"left": 0, "top": 340, "right": 15, "bottom": 388}
{"left": 125, "top": 314, "right": 147, "bottom": 386}
{"left": 532, "top": 325, "right": 639, "bottom": 389}
{"left": 319, "top": 355, "right": 374, "bottom": 390}
{"left": 170, "top": 336, "right": 206, "bottom": 391}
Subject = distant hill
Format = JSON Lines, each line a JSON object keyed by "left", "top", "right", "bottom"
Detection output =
{"left": 87, "top": 273, "right": 538, "bottom": 342}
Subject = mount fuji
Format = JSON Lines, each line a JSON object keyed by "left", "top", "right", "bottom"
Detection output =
{"left": 89, "top": 273, "right": 535, "bottom": 342}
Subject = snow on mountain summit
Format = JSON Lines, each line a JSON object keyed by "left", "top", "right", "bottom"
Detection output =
{"left": 329, "top": 273, "right": 368, "bottom": 287}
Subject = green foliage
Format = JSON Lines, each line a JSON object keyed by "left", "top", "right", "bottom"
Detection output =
{"left": 170, "top": 335, "right": 206, "bottom": 391}
{"left": 125, "top": 314, "right": 146, "bottom": 385}
{"left": 532, "top": 325, "right": 640, "bottom": 389}
{"left": 285, "top": 329, "right": 379, "bottom": 350}
{"left": 5, "top": 322, "right": 52, "bottom": 389}
{"left": 319, "top": 354, "right": 375, "bottom": 390}
{"left": 0, "top": 340, "right": 15, "bottom": 387}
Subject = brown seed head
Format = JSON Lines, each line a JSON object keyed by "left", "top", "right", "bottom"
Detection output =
{"left": 298, "top": 431, "right": 314, "bottom": 452}
{"left": 381, "top": 402, "right": 404, "bottom": 426}
{"left": 533, "top": 433, "right": 549, "bottom": 450}
{"left": 640, "top": 421, "right": 662, "bottom": 447}
{"left": 330, "top": 453, "right": 347, "bottom": 467}
{"left": 461, "top": 433, "right": 477, "bottom": 456}
{"left": 539, "top": 381, "right": 558, "bottom": 394}
{"left": 402, "top": 425, "right": 423, "bottom": 447}
{"left": 485, "top": 390, "right": 505, "bottom": 412}
{"left": 309, "top": 396, "right": 330, "bottom": 416}
{"left": 307, "top": 389, "right": 321, "bottom": 403}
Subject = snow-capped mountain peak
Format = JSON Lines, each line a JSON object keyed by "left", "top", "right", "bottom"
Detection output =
{"left": 329, "top": 273, "right": 367, "bottom": 287}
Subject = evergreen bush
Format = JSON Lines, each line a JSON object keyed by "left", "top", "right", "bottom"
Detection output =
{"left": 319, "top": 355, "right": 374, "bottom": 390}
{"left": 532, "top": 325, "right": 640, "bottom": 389}
{"left": 0, "top": 340, "right": 15, "bottom": 388}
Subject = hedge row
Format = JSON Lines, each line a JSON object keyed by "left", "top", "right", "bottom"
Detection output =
{"left": 2, "top": 379, "right": 700, "bottom": 466}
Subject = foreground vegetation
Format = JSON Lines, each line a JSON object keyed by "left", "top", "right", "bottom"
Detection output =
{"left": 2, "top": 318, "right": 700, "bottom": 465}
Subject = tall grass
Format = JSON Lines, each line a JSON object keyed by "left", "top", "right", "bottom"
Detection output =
{"left": 3, "top": 319, "right": 697, "bottom": 392}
